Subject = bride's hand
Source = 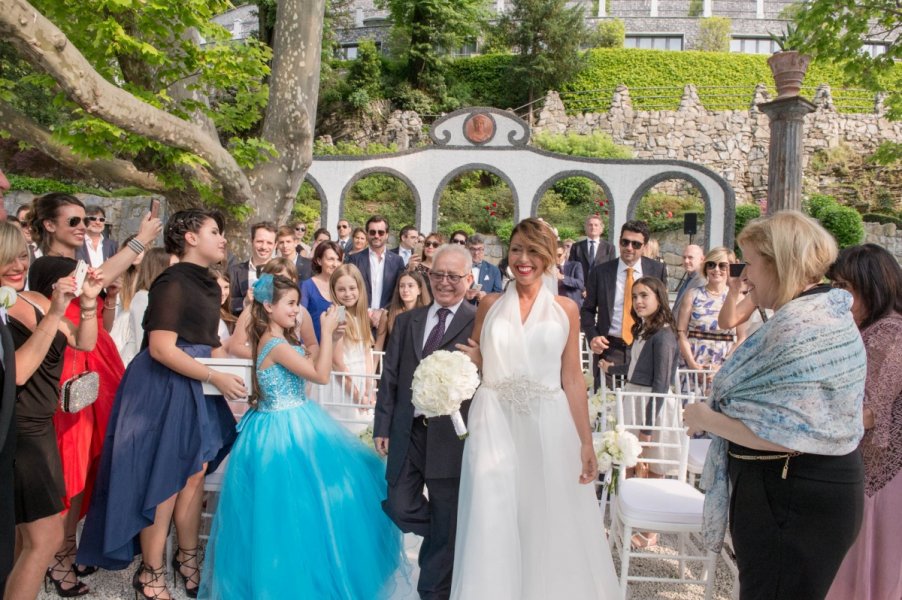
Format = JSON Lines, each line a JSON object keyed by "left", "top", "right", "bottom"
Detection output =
{"left": 455, "top": 338, "right": 482, "bottom": 371}
{"left": 579, "top": 442, "right": 597, "bottom": 484}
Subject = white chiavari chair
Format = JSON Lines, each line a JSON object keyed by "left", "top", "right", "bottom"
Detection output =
{"left": 579, "top": 332, "right": 592, "bottom": 374}
{"left": 607, "top": 389, "right": 717, "bottom": 600}
{"left": 675, "top": 368, "right": 714, "bottom": 487}
{"left": 315, "top": 370, "right": 381, "bottom": 435}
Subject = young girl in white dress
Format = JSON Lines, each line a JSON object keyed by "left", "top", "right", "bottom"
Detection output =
{"left": 452, "top": 218, "right": 618, "bottom": 600}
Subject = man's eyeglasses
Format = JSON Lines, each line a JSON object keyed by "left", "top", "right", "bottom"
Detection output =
{"left": 368, "top": 229, "right": 387, "bottom": 237}
{"left": 451, "top": 239, "right": 467, "bottom": 245}
{"left": 65, "top": 216, "right": 86, "bottom": 227}
{"left": 619, "top": 239, "right": 644, "bottom": 250}
{"left": 338, "top": 224, "right": 350, "bottom": 229}
{"left": 424, "top": 241, "right": 441, "bottom": 248}
{"left": 85, "top": 216, "right": 106, "bottom": 224}
{"left": 705, "top": 261, "right": 730, "bottom": 271}
{"left": 428, "top": 271, "right": 466, "bottom": 284}
{"left": 469, "top": 246, "right": 485, "bottom": 253}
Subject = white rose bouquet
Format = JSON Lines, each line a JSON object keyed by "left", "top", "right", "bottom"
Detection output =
{"left": 593, "top": 425, "right": 642, "bottom": 494}
{"left": 411, "top": 350, "right": 480, "bottom": 439}
{"left": 0, "top": 286, "right": 17, "bottom": 309}
{"left": 588, "top": 389, "right": 614, "bottom": 430}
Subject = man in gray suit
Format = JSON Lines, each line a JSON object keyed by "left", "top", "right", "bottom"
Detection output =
{"left": 672, "top": 244, "right": 705, "bottom": 323}
{"left": 581, "top": 220, "right": 667, "bottom": 389}
{"left": 375, "top": 244, "right": 476, "bottom": 600}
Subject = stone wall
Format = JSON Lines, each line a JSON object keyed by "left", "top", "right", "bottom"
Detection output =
{"left": 863, "top": 222, "right": 902, "bottom": 263}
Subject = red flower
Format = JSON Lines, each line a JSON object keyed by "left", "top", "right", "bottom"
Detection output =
{"left": 492, "top": 202, "right": 497, "bottom": 208}
{"left": 490, "top": 211, "right": 496, "bottom": 217}
{"left": 667, "top": 211, "right": 673, "bottom": 218}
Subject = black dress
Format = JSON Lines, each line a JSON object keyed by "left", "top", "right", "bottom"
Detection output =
{"left": 78, "top": 263, "right": 237, "bottom": 569}
{"left": 9, "top": 304, "right": 68, "bottom": 523}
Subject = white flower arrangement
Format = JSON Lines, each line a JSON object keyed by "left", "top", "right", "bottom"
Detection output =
{"left": 593, "top": 425, "right": 642, "bottom": 493}
{"left": 358, "top": 424, "right": 375, "bottom": 449}
{"left": 588, "top": 389, "right": 614, "bottom": 425}
{"left": 0, "top": 286, "right": 17, "bottom": 309}
{"left": 411, "top": 350, "right": 480, "bottom": 439}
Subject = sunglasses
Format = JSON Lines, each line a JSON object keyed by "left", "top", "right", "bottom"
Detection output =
{"left": 619, "top": 239, "right": 644, "bottom": 250}
{"left": 451, "top": 239, "right": 467, "bottom": 245}
{"left": 85, "top": 216, "right": 106, "bottom": 223}
{"left": 424, "top": 241, "right": 441, "bottom": 248}
{"left": 705, "top": 261, "right": 730, "bottom": 271}
{"left": 295, "top": 226, "right": 306, "bottom": 233}
{"left": 368, "top": 229, "right": 387, "bottom": 237}
{"left": 338, "top": 224, "right": 350, "bottom": 229}
{"left": 64, "top": 216, "right": 87, "bottom": 227}
{"left": 428, "top": 271, "right": 466, "bottom": 284}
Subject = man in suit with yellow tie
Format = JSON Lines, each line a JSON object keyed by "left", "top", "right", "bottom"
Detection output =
{"left": 580, "top": 220, "right": 667, "bottom": 390}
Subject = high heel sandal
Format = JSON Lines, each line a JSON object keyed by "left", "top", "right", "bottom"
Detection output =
{"left": 44, "top": 553, "right": 90, "bottom": 598}
{"left": 59, "top": 534, "right": 98, "bottom": 577}
{"left": 171, "top": 546, "right": 201, "bottom": 598}
{"left": 132, "top": 562, "right": 170, "bottom": 600}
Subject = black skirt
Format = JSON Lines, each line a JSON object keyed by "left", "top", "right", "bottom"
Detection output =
{"left": 14, "top": 421, "right": 65, "bottom": 524}
{"left": 728, "top": 443, "right": 863, "bottom": 600}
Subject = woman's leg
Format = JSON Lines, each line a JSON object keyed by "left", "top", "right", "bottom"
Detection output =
{"left": 172, "top": 466, "right": 207, "bottom": 594}
{"left": 137, "top": 494, "right": 177, "bottom": 600}
{"left": 4, "top": 513, "right": 64, "bottom": 600}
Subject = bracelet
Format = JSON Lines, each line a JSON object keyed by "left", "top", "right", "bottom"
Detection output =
{"left": 204, "top": 369, "right": 214, "bottom": 384}
{"left": 80, "top": 310, "right": 97, "bottom": 319}
{"left": 80, "top": 301, "right": 98, "bottom": 310}
{"left": 127, "top": 238, "right": 146, "bottom": 254}
{"left": 104, "top": 300, "right": 117, "bottom": 309}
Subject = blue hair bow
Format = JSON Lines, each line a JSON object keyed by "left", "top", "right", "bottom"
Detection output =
{"left": 253, "top": 273, "right": 274, "bottom": 304}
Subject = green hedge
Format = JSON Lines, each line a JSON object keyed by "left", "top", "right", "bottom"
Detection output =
{"left": 863, "top": 212, "right": 902, "bottom": 227}
{"left": 446, "top": 48, "right": 890, "bottom": 112}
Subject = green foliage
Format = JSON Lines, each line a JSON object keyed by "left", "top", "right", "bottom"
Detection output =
{"left": 445, "top": 53, "right": 522, "bottom": 108}
{"left": 778, "top": 2, "right": 803, "bottom": 20}
{"left": 228, "top": 137, "right": 278, "bottom": 170}
{"left": 313, "top": 140, "right": 399, "bottom": 156}
{"left": 494, "top": 220, "right": 514, "bottom": 244}
{"left": 6, "top": 175, "right": 109, "bottom": 196}
{"left": 819, "top": 205, "right": 865, "bottom": 248}
{"left": 871, "top": 141, "right": 902, "bottom": 165}
{"left": 863, "top": 212, "right": 902, "bottom": 227}
{"left": 696, "top": 17, "right": 732, "bottom": 53}
{"left": 390, "top": 82, "right": 438, "bottom": 114}
{"left": 635, "top": 192, "right": 705, "bottom": 233}
{"left": 688, "top": 0, "right": 703, "bottom": 17}
{"left": 497, "top": 0, "right": 589, "bottom": 105}
{"left": 803, "top": 194, "right": 838, "bottom": 220}
{"left": 552, "top": 177, "right": 595, "bottom": 206}
{"left": 590, "top": 19, "right": 625, "bottom": 49}
{"left": 734, "top": 204, "right": 762, "bottom": 238}
{"left": 557, "top": 225, "right": 581, "bottom": 241}
{"left": 346, "top": 39, "right": 384, "bottom": 99}
{"left": 441, "top": 222, "right": 475, "bottom": 238}
{"left": 794, "top": 0, "right": 902, "bottom": 123}
{"left": 533, "top": 131, "right": 633, "bottom": 158}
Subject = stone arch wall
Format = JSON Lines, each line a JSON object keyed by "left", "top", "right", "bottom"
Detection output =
{"left": 627, "top": 171, "right": 716, "bottom": 249}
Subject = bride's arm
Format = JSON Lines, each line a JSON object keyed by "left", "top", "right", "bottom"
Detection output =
{"left": 557, "top": 297, "right": 598, "bottom": 485}
{"left": 455, "top": 294, "right": 499, "bottom": 371}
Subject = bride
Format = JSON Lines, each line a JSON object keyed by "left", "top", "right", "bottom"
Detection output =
{"left": 452, "top": 218, "right": 619, "bottom": 599}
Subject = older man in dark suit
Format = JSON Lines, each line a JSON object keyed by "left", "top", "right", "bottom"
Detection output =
{"left": 348, "top": 215, "right": 405, "bottom": 330}
{"left": 375, "top": 243, "right": 476, "bottom": 600}
{"left": 569, "top": 214, "right": 616, "bottom": 281}
{"left": 556, "top": 242, "right": 584, "bottom": 306}
{"left": 0, "top": 167, "right": 18, "bottom": 596}
{"left": 75, "top": 205, "right": 119, "bottom": 267}
{"left": 581, "top": 220, "right": 667, "bottom": 389}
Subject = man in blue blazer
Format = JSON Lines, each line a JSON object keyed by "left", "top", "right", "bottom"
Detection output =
{"left": 556, "top": 242, "right": 585, "bottom": 307}
{"left": 348, "top": 215, "right": 405, "bottom": 330}
{"left": 580, "top": 220, "right": 667, "bottom": 388}
{"left": 76, "top": 205, "right": 119, "bottom": 267}
{"left": 465, "top": 234, "right": 503, "bottom": 304}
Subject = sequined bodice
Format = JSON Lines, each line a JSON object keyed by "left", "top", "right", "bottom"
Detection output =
{"left": 255, "top": 338, "right": 308, "bottom": 412}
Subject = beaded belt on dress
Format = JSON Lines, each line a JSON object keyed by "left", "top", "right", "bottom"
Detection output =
{"left": 481, "top": 377, "right": 560, "bottom": 414}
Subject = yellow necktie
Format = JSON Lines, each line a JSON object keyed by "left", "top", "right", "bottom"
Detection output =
{"left": 622, "top": 267, "right": 635, "bottom": 345}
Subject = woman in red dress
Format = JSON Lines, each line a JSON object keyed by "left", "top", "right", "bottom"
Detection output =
{"left": 27, "top": 192, "right": 161, "bottom": 594}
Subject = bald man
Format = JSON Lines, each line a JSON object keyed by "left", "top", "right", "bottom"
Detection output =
{"left": 672, "top": 244, "right": 705, "bottom": 323}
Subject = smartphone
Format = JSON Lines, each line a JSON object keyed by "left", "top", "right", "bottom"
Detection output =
{"left": 148, "top": 198, "right": 160, "bottom": 219}
{"left": 336, "top": 305, "right": 346, "bottom": 323}
{"left": 729, "top": 263, "right": 746, "bottom": 278}
{"left": 73, "top": 260, "right": 89, "bottom": 296}
{"left": 471, "top": 283, "right": 482, "bottom": 292}
{"left": 413, "top": 242, "right": 424, "bottom": 256}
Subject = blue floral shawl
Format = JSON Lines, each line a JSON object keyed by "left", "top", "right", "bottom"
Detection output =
{"left": 700, "top": 288, "right": 866, "bottom": 552}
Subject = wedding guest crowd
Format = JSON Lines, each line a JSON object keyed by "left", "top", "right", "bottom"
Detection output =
{"left": 1, "top": 176, "right": 899, "bottom": 600}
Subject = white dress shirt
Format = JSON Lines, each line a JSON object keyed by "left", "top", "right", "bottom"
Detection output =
{"left": 85, "top": 236, "right": 105, "bottom": 268}
{"left": 399, "top": 247, "right": 412, "bottom": 266}
{"left": 608, "top": 258, "right": 643, "bottom": 338}
{"left": 368, "top": 250, "right": 386, "bottom": 310}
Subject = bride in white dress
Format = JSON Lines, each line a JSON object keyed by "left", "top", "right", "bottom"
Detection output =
{"left": 451, "top": 218, "right": 619, "bottom": 599}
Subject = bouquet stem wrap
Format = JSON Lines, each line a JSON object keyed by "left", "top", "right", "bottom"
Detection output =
{"left": 449, "top": 410, "right": 468, "bottom": 439}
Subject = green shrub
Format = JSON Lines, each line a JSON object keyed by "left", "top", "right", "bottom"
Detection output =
{"left": 557, "top": 225, "right": 581, "bottom": 241}
{"left": 391, "top": 82, "right": 437, "bottom": 114}
{"left": 803, "top": 194, "right": 838, "bottom": 220}
{"left": 591, "top": 19, "right": 625, "bottom": 49}
{"left": 552, "top": 177, "right": 596, "bottom": 206}
{"left": 688, "top": 0, "right": 703, "bottom": 17}
{"left": 635, "top": 192, "right": 705, "bottom": 232}
{"left": 495, "top": 220, "right": 514, "bottom": 243}
{"left": 533, "top": 131, "right": 632, "bottom": 159}
{"left": 863, "top": 212, "right": 902, "bottom": 227}
{"left": 6, "top": 175, "right": 108, "bottom": 196}
{"left": 819, "top": 205, "right": 864, "bottom": 248}
{"left": 346, "top": 39, "right": 384, "bottom": 98}
{"left": 734, "top": 203, "right": 761, "bottom": 238}
{"left": 695, "top": 17, "right": 732, "bottom": 53}
{"left": 441, "top": 222, "right": 475, "bottom": 238}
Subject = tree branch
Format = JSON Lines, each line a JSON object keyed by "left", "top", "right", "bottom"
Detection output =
{"left": 0, "top": 0, "right": 252, "bottom": 204}
{"left": 0, "top": 100, "right": 167, "bottom": 192}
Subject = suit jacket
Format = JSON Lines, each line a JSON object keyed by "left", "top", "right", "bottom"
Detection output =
{"left": 557, "top": 261, "right": 585, "bottom": 306}
{"left": 570, "top": 237, "right": 616, "bottom": 280}
{"left": 469, "top": 261, "right": 503, "bottom": 304}
{"left": 227, "top": 260, "right": 253, "bottom": 316}
{"left": 348, "top": 248, "right": 405, "bottom": 309}
{"left": 580, "top": 257, "right": 668, "bottom": 342}
{"left": 375, "top": 302, "right": 476, "bottom": 485}
{"left": 294, "top": 255, "right": 313, "bottom": 282}
{"left": 76, "top": 237, "right": 119, "bottom": 266}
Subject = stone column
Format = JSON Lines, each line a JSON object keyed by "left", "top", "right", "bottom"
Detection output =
{"left": 759, "top": 96, "right": 815, "bottom": 214}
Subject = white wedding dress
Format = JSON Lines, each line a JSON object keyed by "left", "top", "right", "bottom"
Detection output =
{"left": 451, "top": 282, "right": 619, "bottom": 600}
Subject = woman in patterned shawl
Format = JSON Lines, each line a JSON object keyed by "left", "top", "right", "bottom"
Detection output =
{"left": 825, "top": 244, "right": 902, "bottom": 600}
{"left": 684, "top": 211, "right": 866, "bottom": 600}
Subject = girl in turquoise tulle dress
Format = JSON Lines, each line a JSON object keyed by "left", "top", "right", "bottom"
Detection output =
{"left": 199, "top": 274, "right": 404, "bottom": 600}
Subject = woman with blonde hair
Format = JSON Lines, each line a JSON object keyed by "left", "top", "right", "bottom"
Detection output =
{"left": 685, "top": 211, "right": 866, "bottom": 600}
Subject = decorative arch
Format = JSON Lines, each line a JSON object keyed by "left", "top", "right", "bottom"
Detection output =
{"left": 531, "top": 170, "right": 617, "bottom": 232}
{"left": 302, "top": 173, "right": 327, "bottom": 216}
{"left": 432, "top": 163, "right": 521, "bottom": 225}
{"left": 339, "top": 167, "right": 423, "bottom": 229}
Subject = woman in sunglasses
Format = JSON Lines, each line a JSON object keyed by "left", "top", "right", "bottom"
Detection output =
{"left": 410, "top": 232, "right": 443, "bottom": 293}
{"left": 675, "top": 246, "right": 737, "bottom": 373}
{"left": 26, "top": 192, "right": 161, "bottom": 591}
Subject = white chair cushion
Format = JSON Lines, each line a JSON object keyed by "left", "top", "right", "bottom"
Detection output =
{"left": 617, "top": 478, "right": 705, "bottom": 525}
{"left": 688, "top": 438, "right": 712, "bottom": 473}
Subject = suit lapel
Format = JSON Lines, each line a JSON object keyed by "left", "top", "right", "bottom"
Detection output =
{"left": 441, "top": 302, "right": 475, "bottom": 348}
{"left": 360, "top": 250, "right": 373, "bottom": 300}
{"left": 411, "top": 308, "right": 427, "bottom": 361}
{"left": 604, "top": 262, "right": 617, "bottom": 322}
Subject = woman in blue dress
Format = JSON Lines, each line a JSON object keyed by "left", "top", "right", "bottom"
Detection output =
{"left": 301, "top": 240, "right": 343, "bottom": 342}
{"left": 200, "top": 274, "right": 403, "bottom": 600}
{"left": 78, "top": 209, "right": 247, "bottom": 599}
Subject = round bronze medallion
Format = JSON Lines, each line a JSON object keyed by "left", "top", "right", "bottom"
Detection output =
{"left": 463, "top": 113, "right": 495, "bottom": 144}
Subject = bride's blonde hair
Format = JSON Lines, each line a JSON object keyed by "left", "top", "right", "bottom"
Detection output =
{"left": 509, "top": 218, "right": 558, "bottom": 273}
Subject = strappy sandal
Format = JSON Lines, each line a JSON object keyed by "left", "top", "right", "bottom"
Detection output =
{"left": 44, "top": 538, "right": 90, "bottom": 598}
{"left": 132, "top": 562, "right": 171, "bottom": 600}
{"left": 171, "top": 546, "right": 201, "bottom": 598}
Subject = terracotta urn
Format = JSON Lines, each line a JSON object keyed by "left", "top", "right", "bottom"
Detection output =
{"left": 767, "top": 50, "right": 812, "bottom": 100}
